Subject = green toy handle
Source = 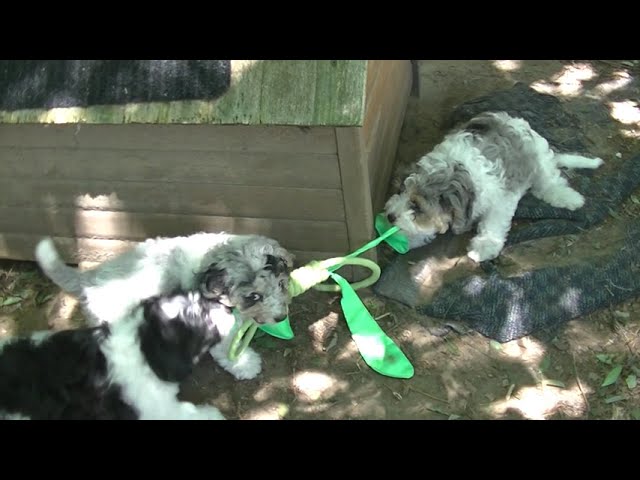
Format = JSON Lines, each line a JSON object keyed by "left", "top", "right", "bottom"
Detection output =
{"left": 227, "top": 313, "right": 259, "bottom": 361}
{"left": 312, "top": 257, "right": 381, "bottom": 292}
{"left": 227, "top": 256, "right": 381, "bottom": 360}
{"left": 226, "top": 213, "right": 410, "bottom": 363}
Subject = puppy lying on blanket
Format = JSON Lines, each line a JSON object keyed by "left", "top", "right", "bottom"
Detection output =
{"left": 0, "top": 290, "right": 227, "bottom": 420}
{"left": 35, "top": 232, "right": 295, "bottom": 380}
{"left": 384, "top": 111, "right": 603, "bottom": 262}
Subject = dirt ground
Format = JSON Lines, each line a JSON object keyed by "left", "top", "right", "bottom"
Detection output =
{"left": 2, "top": 60, "right": 640, "bottom": 420}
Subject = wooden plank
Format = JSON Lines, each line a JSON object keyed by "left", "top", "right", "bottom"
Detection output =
{"left": 0, "top": 233, "right": 344, "bottom": 268}
{"left": 259, "top": 61, "right": 318, "bottom": 125}
{"left": 362, "top": 60, "right": 397, "bottom": 149}
{"left": 124, "top": 102, "right": 171, "bottom": 124}
{"left": 365, "top": 60, "right": 382, "bottom": 99}
{"left": 0, "top": 123, "right": 337, "bottom": 154}
{"left": 373, "top": 64, "right": 412, "bottom": 212}
{"left": 0, "top": 61, "right": 367, "bottom": 127}
{"left": 312, "top": 61, "right": 367, "bottom": 126}
{"left": 259, "top": 60, "right": 367, "bottom": 126}
{"left": 0, "top": 208, "right": 349, "bottom": 252}
{"left": 0, "top": 179, "right": 345, "bottom": 222}
{"left": 166, "top": 100, "right": 213, "bottom": 124}
{"left": 364, "top": 62, "right": 411, "bottom": 212}
{"left": 80, "top": 105, "right": 126, "bottom": 124}
{"left": 335, "top": 127, "right": 376, "bottom": 263}
{"left": 211, "top": 60, "right": 265, "bottom": 124}
{"left": 0, "top": 147, "right": 341, "bottom": 189}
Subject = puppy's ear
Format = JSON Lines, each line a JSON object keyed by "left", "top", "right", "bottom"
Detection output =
{"left": 199, "top": 265, "right": 229, "bottom": 300}
{"left": 403, "top": 174, "right": 419, "bottom": 192}
{"left": 438, "top": 165, "right": 475, "bottom": 234}
{"left": 391, "top": 165, "right": 419, "bottom": 193}
{"left": 265, "top": 249, "right": 295, "bottom": 275}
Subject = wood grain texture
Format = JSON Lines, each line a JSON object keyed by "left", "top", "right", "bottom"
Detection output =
{"left": 0, "top": 179, "right": 345, "bottom": 222}
{"left": 0, "top": 207, "right": 349, "bottom": 252}
{"left": 0, "top": 60, "right": 367, "bottom": 126}
{"left": 335, "top": 127, "right": 376, "bottom": 263}
{"left": 364, "top": 61, "right": 412, "bottom": 213}
{"left": 1, "top": 147, "right": 341, "bottom": 189}
{"left": 0, "top": 123, "right": 337, "bottom": 154}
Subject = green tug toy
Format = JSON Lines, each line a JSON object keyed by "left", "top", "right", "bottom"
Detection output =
{"left": 227, "top": 213, "right": 413, "bottom": 379}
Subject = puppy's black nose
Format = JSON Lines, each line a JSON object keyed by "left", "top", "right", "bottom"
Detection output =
{"left": 387, "top": 213, "right": 396, "bottom": 224}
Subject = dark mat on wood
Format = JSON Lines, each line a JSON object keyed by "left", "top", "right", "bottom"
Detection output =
{"left": 0, "top": 60, "right": 231, "bottom": 110}
{"left": 374, "top": 83, "right": 640, "bottom": 342}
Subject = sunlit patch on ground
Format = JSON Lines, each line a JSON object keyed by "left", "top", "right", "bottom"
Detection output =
{"left": 586, "top": 70, "right": 633, "bottom": 100}
{"left": 485, "top": 382, "right": 588, "bottom": 419}
{"left": 492, "top": 60, "right": 522, "bottom": 72}
{"left": 531, "top": 63, "right": 597, "bottom": 97}
{"left": 242, "top": 402, "right": 290, "bottom": 420}
{"left": 609, "top": 99, "right": 640, "bottom": 124}
{"left": 292, "top": 370, "right": 348, "bottom": 402}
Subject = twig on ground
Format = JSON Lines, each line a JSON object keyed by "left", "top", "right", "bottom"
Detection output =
{"left": 572, "top": 352, "right": 590, "bottom": 419}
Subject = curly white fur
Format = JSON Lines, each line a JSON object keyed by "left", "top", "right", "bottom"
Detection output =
{"left": 384, "top": 112, "right": 603, "bottom": 262}
{"left": 35, "top": 232, "right": 293, "bottom": 380}
{"left": 0, "top": 291, "right": 228, "bottom": 420}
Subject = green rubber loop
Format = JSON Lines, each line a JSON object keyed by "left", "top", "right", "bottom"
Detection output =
{"left": 227, "top": 313, "right": 259, "bottom": 361}
{"left": 312, "top": 257, "right": 381, "bottom": 292}
{"left": 225, "top": 212, "right": 412, "bottom": 375}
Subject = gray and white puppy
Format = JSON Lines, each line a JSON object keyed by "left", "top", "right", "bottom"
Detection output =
{"left": 35, "top": 232, "right": 295, "bottom": 380}
{"left": 384, "top": 112, "right": 603, "bottom": 262}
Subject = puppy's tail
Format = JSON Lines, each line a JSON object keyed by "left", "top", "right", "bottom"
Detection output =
{"left": 35, "top": 237, "right": 84, "bottom": 296}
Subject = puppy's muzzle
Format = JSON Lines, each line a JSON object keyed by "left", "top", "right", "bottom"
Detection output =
{"left": 387, "top": 213, "right": 397, "bottom": 224}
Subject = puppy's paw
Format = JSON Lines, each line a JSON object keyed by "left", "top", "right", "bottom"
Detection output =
{"left": 590, "top": 157, "right": 604, "bottom": 169}
{"left": 467, "top": 236, "right": 504, "bottom": 263}
{"left": 172, "top": 402, "right": 225, "bottom": 420}
{"left": 552, "top": 189, "right": 585, "bottom": 211}
{"left": 210, "top": 344, "right": 262, "bottom": 380}
{"left": 195, "top": 405, "right": 226, "bottom": 420}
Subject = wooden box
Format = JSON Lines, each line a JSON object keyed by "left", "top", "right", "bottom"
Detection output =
{"left": 0, "top": 60, "right": 412, "bottom": 267}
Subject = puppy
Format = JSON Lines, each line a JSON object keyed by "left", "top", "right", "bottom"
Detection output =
{"left": 0, "top": 290, "right": 227, "bottom": 420}
{"left": 384, "top": 112, "right": 603, "bottom": 262}
{"left": 35, "top": 232, "right": 294, "bottom": 380}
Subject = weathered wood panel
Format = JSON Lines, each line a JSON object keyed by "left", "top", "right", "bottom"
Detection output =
{"left": 0, "top": 233, "right": 344, "bottom": 268}
{"left": 0, "top": 124, "right": 337, "bottom": 154}
{"left": 312, "top": 61, "right": 367, "bottom": 126}
{"left": 366, "top": 60, "right": 383, "bottom": 99}
{"left": 362, "top": 60, "right": 398, "bottom": 149}
{"left": 362, "top": 61, "right": 412, "bottom": 212}
{"left": 0, "top": 61, "right": 367, "bottom": 126}
{"left": 371, "top": 66, "right": 412, "bottom": 213}
{"left": 335, "top": 127, "right": 376, "bottom": 262}
{"left": 0, "top": 179, "right": 345, "bottom": 222}
{"left": 260, "top": 61, "right": 319, "bottom": 125}
{"left": 1, "top": 147, "right": 341, "bottom": 189}
{"left": 209, "top": 60, "right": 265, "bottom": 124}
{"left": 0, "top": 208, "right": 349, "bottom": 253}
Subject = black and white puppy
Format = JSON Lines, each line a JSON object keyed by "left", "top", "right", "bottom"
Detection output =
{"left": 0, "top": 290, "right": 227, "bottom": 420}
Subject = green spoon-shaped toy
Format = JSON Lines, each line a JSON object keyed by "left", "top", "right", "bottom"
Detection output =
{"left": 227, "top": 213, "right": 412, "bottom": 379}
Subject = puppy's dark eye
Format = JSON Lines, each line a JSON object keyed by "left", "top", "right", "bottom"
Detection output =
{"left": 409, "top": 201, "right": 422, "bottom": 213}
{"left": 244, "top": 292, "right": 263, "bottom": 305}
{"left": 279, "top": 279, "right": 286, "bottom": 290}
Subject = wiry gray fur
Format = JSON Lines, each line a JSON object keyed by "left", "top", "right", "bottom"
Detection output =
{"left": 385, "top": 111, "right": 604, "bottom": 262}
{"left": 35, "top": 232, "right": 295, "bottom": 380}
{"left": 36, "top": 232, "right": 294, "bottom": 326}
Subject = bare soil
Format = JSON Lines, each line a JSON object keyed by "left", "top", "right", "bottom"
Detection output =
{"left": 2, "top": 60, "right": 639, "bottom": 420}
